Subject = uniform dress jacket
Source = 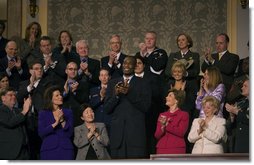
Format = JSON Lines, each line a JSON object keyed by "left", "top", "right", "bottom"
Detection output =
{"left": 165, "top": 50, "right": 200, "bottom": 80}
{"left": 89, "top": 86, "right": 111, "bottom": 132}
{"left": 135, "top": 47, "right": 168, "bottom": 77}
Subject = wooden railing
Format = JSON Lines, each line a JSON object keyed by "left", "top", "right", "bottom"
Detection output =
{"left": 150, "top": 153, "right": 249, "bottom": 161}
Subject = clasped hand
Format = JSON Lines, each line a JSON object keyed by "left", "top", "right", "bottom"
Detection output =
{"left": 159, "top": 115, "right": 170, "bottom": 126}
{"left": 115, "top": 81, "right": 129, "bottom": 95}
{"left": 197, "top": 119, "right": 207, "bottom": 134}
{"left": 87, "top": 124, "right": 99, "bottom": 140}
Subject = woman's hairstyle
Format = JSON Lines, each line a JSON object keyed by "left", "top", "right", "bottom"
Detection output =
{"left": 0, "top": 72, "right": 8, "bottom": 81}
{"left": 79, "top": 103, "right": 92, "bottom": 117}
{"left": 201, "top": 95, "right": 220, "bottom": 114}
{"left": 58, "top": 30, "right": 73, "bottom": 45}
{"left": 206, "top": 66, "right": 223, "bottom": 90}
{"left": 43, "top": 86, "right": 62, "bottom": 110}
{"left": 135, "top": 55, "right": 145, "bottom": 65}
{"left": 168, "top": 88, "right": 186, "bottom": 107}
{"left": 171, "top": 60, "right": 187, "bottom": 77}
{"left": 24, "top": 22, "right": 42, "bottom": 41}
{"left": 176, "top": 33, "right": 193, "bottom": 48}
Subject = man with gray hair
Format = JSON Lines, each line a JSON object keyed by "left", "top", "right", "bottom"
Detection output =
{"left": 101, "top": 34, "right": 127, "bottom": 79}
{"left": 74, "top": 39, "right": 100, "bottom": 88}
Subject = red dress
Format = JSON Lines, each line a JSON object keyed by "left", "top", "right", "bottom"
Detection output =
{"left": 154, "top": 109, "right": 189, "bottom": 154}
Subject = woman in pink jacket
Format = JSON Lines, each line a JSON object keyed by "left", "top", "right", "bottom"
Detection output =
{"left": 154, "top": 89, "right": 189, "bottom": 154}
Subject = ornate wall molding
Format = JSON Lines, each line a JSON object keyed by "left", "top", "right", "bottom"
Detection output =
{"left": 48, "top": 0, "right": 227, "bottom": 60}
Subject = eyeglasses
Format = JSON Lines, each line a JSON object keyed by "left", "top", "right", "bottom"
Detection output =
{"left": 67, "top": 68, "right": 78, "bottom": 71}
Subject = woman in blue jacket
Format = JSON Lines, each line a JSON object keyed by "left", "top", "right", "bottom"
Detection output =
{"left": 38, "top": 86, "right": 74, "bottom": 160}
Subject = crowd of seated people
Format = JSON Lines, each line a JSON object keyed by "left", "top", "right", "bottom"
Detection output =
{"left": 0, "top": 21, "right": 249, "bottom": 160}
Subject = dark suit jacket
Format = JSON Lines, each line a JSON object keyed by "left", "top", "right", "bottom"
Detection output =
{"left": 201, "top": 51, "right": 239, "bottom": 93}
{"left": 236, "top": 57, "right": 249, "bottom": 77}
{"left": 0, "top": 105, "right": 28, "bottom": 159}
{"left": 104, "top": 76, "right": 151, "bottom": 158}
{"left": 17, "top": 76, "right": 56, "bottom": 159}
{"left": 52, "top": 46, "right": 79, "bottom": 64}
{"left": 141, "top": 71, "right": 164, "bottom": 128}
{"left": 0, "top": 37, "right": 9, "bottom": 58}
{"left": 0, "top": 56, "right": 30, "bottom": 90}
{"left": 63, "top": 78, "right": 90, "bottom": 127}
{"left": 36, "top": 52, "right": 67, "bottom": 88}
{"left": 38, "top": 108, "right": 74, "bottom": 159}
{"left": 73, "top": 57, "right": 100, "bottom": 88}
{"left": 227, "top": 98, "right": 249, "bottom": 153}
{"left": 101, "top": 53, "right": 127, "bottom": 79}
{"left": 17, "top": 77, "right": 57, "bottom": 129}
{"left": 165, "top": 50, "right": 200, "bottom": 80}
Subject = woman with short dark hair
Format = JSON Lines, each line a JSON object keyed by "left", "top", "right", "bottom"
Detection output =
{"left": 73, "top": 103, "right": 110, "bottom": 160}
{"left": 38, "top": 86, "right": 74, "bottom": 160}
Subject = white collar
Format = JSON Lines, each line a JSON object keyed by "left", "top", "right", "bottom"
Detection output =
{"left": 135, "top": 72, "right": 144, "bottom": 78}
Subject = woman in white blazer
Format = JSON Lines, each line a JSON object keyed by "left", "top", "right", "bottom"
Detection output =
{"left": 188, "top": 96, "right": 227, "bottom": 154}
{"left": 74, "top": 103, "right": 110, "bottom": 160}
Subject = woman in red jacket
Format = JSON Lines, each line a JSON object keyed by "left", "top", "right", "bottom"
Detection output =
{"left": 155, "top": 88, "right": 189, "bottom": 154}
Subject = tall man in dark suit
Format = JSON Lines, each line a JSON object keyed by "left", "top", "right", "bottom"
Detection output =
{"left": 0, "top": 87, "right": 31, "bottom": 159}
{"left": 104, "top": 56, "right": 151, "bottom": 159}
{"left": 62, "top": 61, "right": 90, "bottom": 127}
{"left": 17, "top": 60, "right": 56, "bottom": 159}
{"left": 101, "top": 34, "right": 127, "bottom": 79}
{"left": 74, "top": 39, "right": 100, "bottom": 89}
{"left": 0, "top": 21, "right": 9, "bottom": 59}
{"left": 38, "top": 36, "right": 66, "bottom": 88}
{"left": 0, "top": 41, "right": 30, "bottom": 91}
{"left": 201, "top": 33, "right": 239, "bottom": 94}
{"left": 134, "top": 55, "right": 163, "bottom": 157}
